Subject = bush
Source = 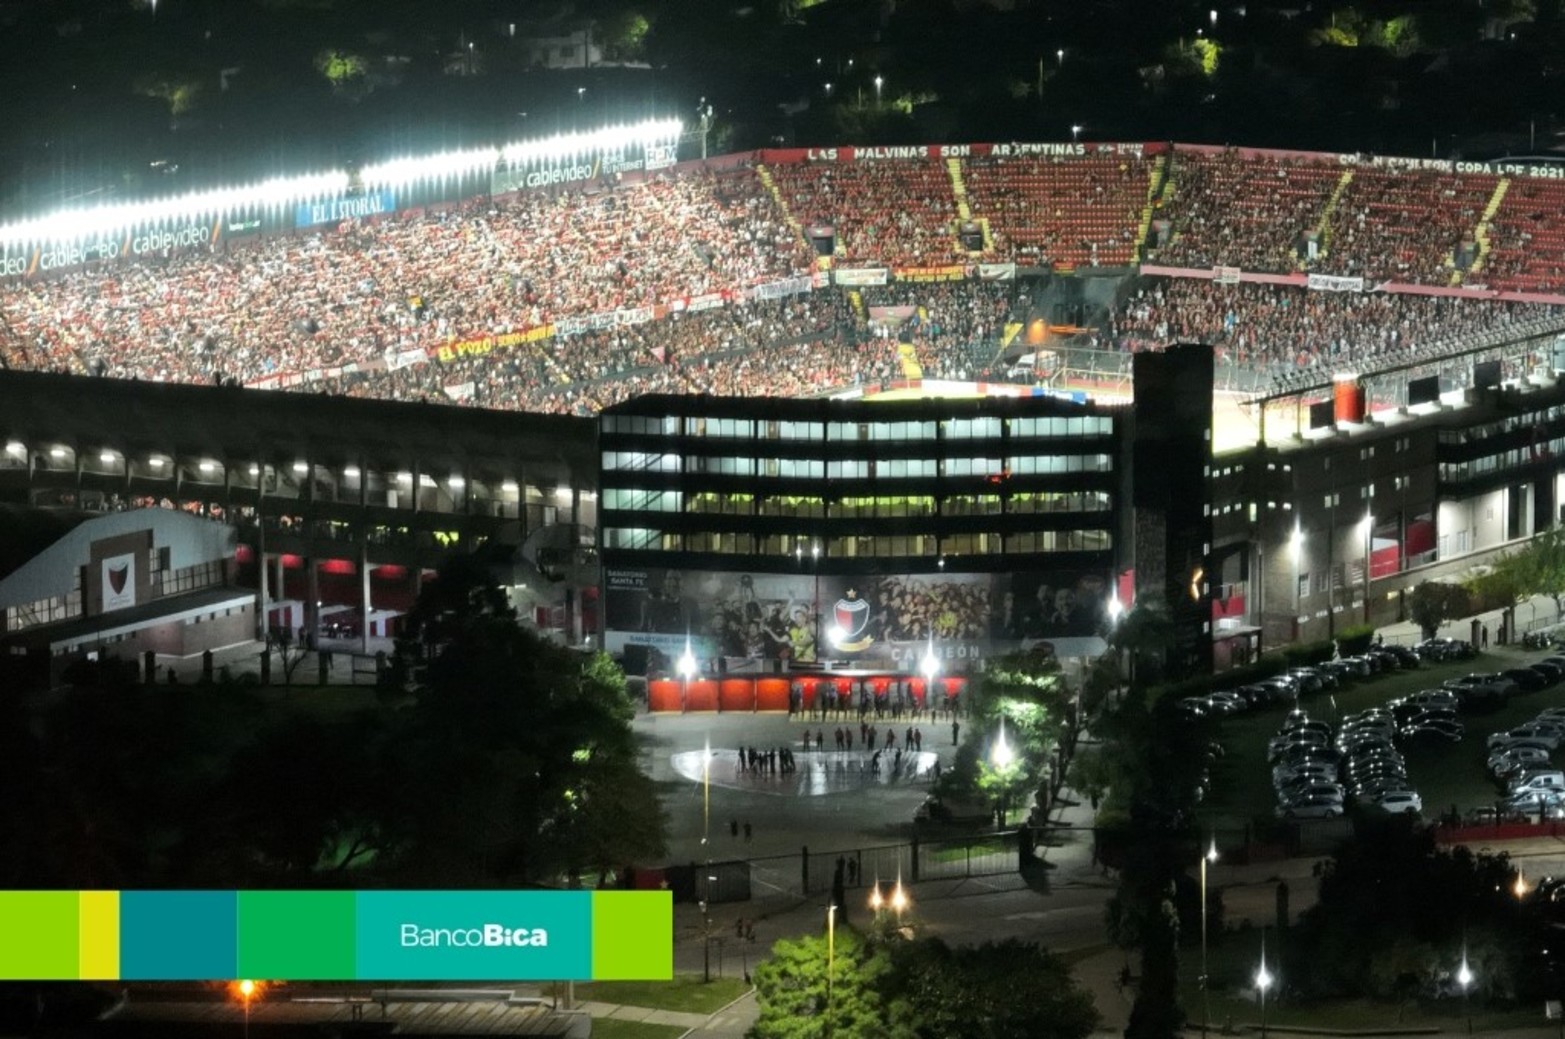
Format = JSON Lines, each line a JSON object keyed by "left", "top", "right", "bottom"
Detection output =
{"left": 1335, "top": 624, "right": 1376, "bottom": 656}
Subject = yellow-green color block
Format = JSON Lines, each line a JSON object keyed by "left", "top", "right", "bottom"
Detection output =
{"left": 0, "top": 891, "right": 78, "bottom": 979}
{"left": 78, "top": 891, "right": 120, "bottom": 980}
{"left": 591, "top": 891, "right": 672, "bottom": 979}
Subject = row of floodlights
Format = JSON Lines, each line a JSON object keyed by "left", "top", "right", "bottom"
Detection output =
{"left": 0, "top": 118, "right": 683, "bottom": 249}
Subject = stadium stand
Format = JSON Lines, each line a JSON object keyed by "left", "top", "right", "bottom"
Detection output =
{"left": 963, "top": 154, "right": 1152, "bottom": 268}
{"left": 1316, "top": 167, "right": 1498, "bottom": 283}
{"left": 1151, "top": 150, "right": 1344, "bottom": 273}
{"left": 766, "top": 160, "right": 960, "bottom": 267}
{"left": 1480, "top": 178, "right": 1565, "bottom": 293}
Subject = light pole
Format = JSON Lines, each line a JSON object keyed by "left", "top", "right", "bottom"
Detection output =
{"left": 825, "top": 903, "right": 837, "bottom": 1038}
{"left": 701, "top": 737, "right": 713, "bottom": 982}
{"left": 991, "top": 718, "right": 1014, "bottom": 827}
{"left": 1361, "top": 510, "right": 1373, "bottom": 625}
{"left": 236, "top": 980, "right": 256, "bottom": 1039}
{"left": 920, "top": 636, "right": 940, "bottom": 720}
{"left": 890, "top": 873, "right": 909, "bottom": 927}
{"left": 874, "top": 75, "right": 883, "bottom": 103}
{"left": 1072, "top": 124, "right": 1083, "bottom": 143}
{"left": 1255, "top": 933, "right": 1274, "bottom": 1039}
{"left": 1457, "top": 950, "right": 1474, "bottom": 1035}
{"left": 1201, "top": 839, "right": 1219, "bottom": 1039}
{"left": 1289, "top": 524, "right": 1304, "bottom": 641}
{"left": 679, "top": 639, "right": 696, "bottom": 713}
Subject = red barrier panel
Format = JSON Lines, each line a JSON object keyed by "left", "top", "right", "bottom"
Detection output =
{"left": 686, "top": 678, "right": 719, "bottom": 712}
{"left": 794, "top": 676, "right": 821, "bottom": 710}
{"left": 648, "top": 679, "right": 683, "bottom": 712}
{"left": 719, "top": 678, "right": 756, "bottom": 712}
{"left": 756, "top": 677, "right": 791, "bottom": 711}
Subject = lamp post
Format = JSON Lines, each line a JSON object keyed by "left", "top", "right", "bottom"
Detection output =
{"left": 237, "top": 980, "right": 256, "bottom": 1039}
{"left": 678, "top": 639, "right": 696, "bottom": 713}
{"left": 1071, "top": 124, "right": 1083, "bottom": 143}
{"left": 1289, "top": 524, "right": 1304, "bottom": 641}
{"left": 874, "top": 75, "right": 883, "bottom": 103}
{"left": 701, "top": 736, "right": 713, "bottom": 982}
{"left": 1255, "top": 933, "right": 1274, "bottom": 1039}
{"left": 991, "top": 718, "right": 1014, "bottom": 827}
{"left": 1057, "top": 48, "right": 1064, "bottom": 65}
{"left": 1201, "top": 839, "right": 1219, "bottom": 1039}
{"left": 1457, "top": 951, "right": 1474, "bottom": 1035}
{"left": 825, "top": 902, "right": 837, "bottom": 1038}
{"left": 890, "top": 873, "right": 909, "bottom": 926}
{"left": 920, "top": 636, "right": 940, "bottom": 720}
{"left": 1361, "top": 510, "right": 1373, "bottom": 625}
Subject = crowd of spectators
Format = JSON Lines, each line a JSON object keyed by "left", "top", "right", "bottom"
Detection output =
{"left": 0, "top": 167, "right": 811, "bottom": 385}
{"left": 1479, "top": 179, "right": 1565, "bottom": 294}
{"left": 963, "top": 154, "right": 1150, "bottom": 268}
{"left": 768, "top": 160, "right": 961, "bottom": 268}
{"left": 1106, "top": 278, "right": 1565, "bottom": 370}
{"left": 1317, "top": 168, "right": 1497, "bottom": 283}
{"left": 1152, "top": 150, "right": 1343, "bottom": 273}
{"left": 860, "top": 280, "right": 1013, "bottom": 378}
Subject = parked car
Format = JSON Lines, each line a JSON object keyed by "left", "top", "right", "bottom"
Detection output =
{"left": 1489, "top": 746, "right": 1553, "bottom": 777}
{"left": 1418, "top": 637, "right": 1477, "bottom": 661}
{"left": 1381, "top": 645, "right": 1421, "bottom": 669}
{"left": 1374, "top": 790, "right": 1423, "bottom": 814}
{"left": 1489, "top": 725, "right": 1565, "bottom": 751}
{"left": 1530, "top": 661, "right": 1565, "bottom": 685}
{"left": 1402, "top": 721, "right": 1464, "bottom": 743}
{"left": 1205, "top": 691, "right": 1247, "bottom": 716}
{"left": 1502, "top": 668, "right": 1549, "bottom": 693}
{"left": 1276, "top": 796, "right": 1345, "bottom": 819}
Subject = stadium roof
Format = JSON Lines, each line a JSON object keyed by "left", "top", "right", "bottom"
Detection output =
{"left": 0, "top": 370, "right": 594, "bottom": 480}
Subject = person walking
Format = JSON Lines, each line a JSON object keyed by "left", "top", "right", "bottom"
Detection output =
{"left": 743, "top": 821, "right": 752, "bottom": 842}
{"left": 952, "top": 719, "right": 961, "bottom": 745}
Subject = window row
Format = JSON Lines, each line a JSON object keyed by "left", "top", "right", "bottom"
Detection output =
{"left": 605, "top": 453, "right": 1114, "bottom": 477}
{"left": 600, "top": 414, "right": 1114, "bottom": 441}
{"left": 603, "top": 528, "right": 1113, "bottom": 556}
{"left": 603, "top": 490, "right": 1114, "bottom": 518}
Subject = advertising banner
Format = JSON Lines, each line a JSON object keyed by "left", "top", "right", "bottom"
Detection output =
{"left": 832, "top": 267, "right": 890, "bottom": 287}
{"left": 1214, "top": 266, "right": 1241, "bottom": 285}
{"left": 605, "top": 566, "right": 1110, "bottom": 669}
{"left": 1306, "top": 273, "right": 1365, "bottom": 293}
{"left": 101, "top": 553, "right": 136, "bottom": 612}
{"left": 295, "top": 191, "right": 396, "bottom": 229}
{"left": 0, "top": 889, "right": 671, "bottom": 981}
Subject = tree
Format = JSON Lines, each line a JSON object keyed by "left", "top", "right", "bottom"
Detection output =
{"left": 1491, "top": 525, "right": 1565, "bottom": 614}
{"left": 889, "top": 938, "right": 1099, "bottom": 1039}
{"left": 1406, "top": 581, "right": 1471, "bottom": 640}
{"left": 376, "top": 553, "right": 663, "bottom": 885}
{"left": 314, "top": 49, "right": 369, "bottom": 97}
{"left": 749, "top": 929, "right": 913, "bottom": 1039}
{"left": 266, "top": 627, "right": 312, "bottom": 685}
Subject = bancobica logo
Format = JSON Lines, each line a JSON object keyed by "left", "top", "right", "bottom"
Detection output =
{"left": 400, "top": 923, "right": 550, "bottom": 948}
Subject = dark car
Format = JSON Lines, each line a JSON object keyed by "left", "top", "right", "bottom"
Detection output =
{"left": 1531, "top": 661, "right": 1565, "bottom": 685}
{"left": 1503, "top": 668, "right": 1549, "bottom": 693}
{"left": 1382, "top": 644, "right": 1420, "bottom": 669}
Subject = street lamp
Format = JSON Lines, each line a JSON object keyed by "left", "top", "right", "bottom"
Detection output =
{"left": 920, "top": 636, "right": 940, "bottom": 718}
{"left": 701, "top": 736, "right": 714, "bottom": 982}
{"left": 1072, "top": 124, "right": 1083, "bottom": 143}
{"left": 890, "top": 873, "right": 909, "bottom": 925}
{"left": 1457, "top": 951, "right": 1474, "bottom": 1035}
{"left": 1516, "top": 870, "right": 1530, "bottom": 899}
{"left": 1201, "top": 839, "right": 1219, "bottom": 1039}
{"left": 991, "top": 719, "right": 1014, "bottom": 826}
{"left": 825, "top": 903, "right": 837, "bottom": 1038}
{"left": 678, "top": 639, "right": 697, "bottom": 713}
{"left": 1255, "top": 933, "right": 1274, "bottom": 1039}
{"left": 874, "top": 75, "right": 883, "bottom": 102}
{"left": 1057, "top": 48, "right": 1065, "bottom": 65}
{"left": 1211, "top": 8, "right": 1218, "bottom": 25}
{"left": 1360, "top": 510, "right": 1373, "bottom": 624}
{"left": 235, "top": 980, "right": 257, "bottom": 1039}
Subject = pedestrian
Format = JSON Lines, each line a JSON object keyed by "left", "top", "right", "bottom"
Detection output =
{"left": 730, "top": 818, "right": 739, "bottom": 838}
{"left": 745, "top": 921, "right": 756, "bottom": 942}
{"left": 847, "top": 858, "right": 858, "bottom": 885}
{"left": 914, "top": 729, "right": 922, "bottom": 751}
{"left": 846, "top": 730, "right": 854, "bottom": 750}
{"left": 737, "top": 749, "right": 746, "bottom": 773}
{"left": 906, "top": 727, "right": 914, "bottom": 748}
{"left": 803, "top": 729, "right": 812, "bottom": 751}
{"left": 860, "top": 721, "right": 868, "bottom": 744}
{"left": 816, "top": 731, "right": 824, "bottom": 751}
{"left": 952, "top": 720, "right": 961, "bottom": 745}
{"left": 835, "top": 727, "right": 844, "bottom": 750}
{"left": 1483, "top": 624, "right": 1490, "bottom": 648}
{"left": 735, "top": 917, "right": 745, "bottom": 938}
{"left": 743, "top": 821, "right": 752, "bottom": 842}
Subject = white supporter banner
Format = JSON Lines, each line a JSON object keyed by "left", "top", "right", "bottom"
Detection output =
{"left": 386, "top": 347, "right": 429, "bottom": 370}
{"left": 556, "top": 305, "right": 657, "bottom": 337}
{"left": 1214, "top": 265, "right": 1241, "bottom": 285}
{"left": 751, "top": 275, "right": 814, "bottom": 300}
{"left": 832, "top": 267, "right": 890, "bottom": 287}
{"left": 1307, "top": 273, "right": 1365, "bottom": 293}
{"left": 443, "top": 381, "right": 476, "bottom": 401}
{"left": 975, "top": 262, "right": 1017, "bottom": 281}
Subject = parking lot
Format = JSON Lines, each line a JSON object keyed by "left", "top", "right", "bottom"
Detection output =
{"left": 1195, "top": 639, "right": 1565, "bottom": 832}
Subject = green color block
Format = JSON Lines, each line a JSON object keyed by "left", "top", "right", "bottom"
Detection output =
{"left": 0, "top": 891, "right": 78, "bottom": 979}
{"left": 237, "top": 891, "right": 356, "bottom": 980}
{"left": 592, "top": 892, "right": 672, "bottom": 980}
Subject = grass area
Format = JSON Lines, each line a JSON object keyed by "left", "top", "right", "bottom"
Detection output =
{"left": 924, "top": 838, "right": 1009, "bottom": 863}
{"left": 588, "top": 1020, "right": 691, "bottom": 1039}
{"left": 560, "top": 976, "right": 748, "bottom": 1014}
{"left": 1181, "top": 934, "right": 1548, "bottom": 1032}
{"left": 1198, "top": 644, "right": 1565, "bottom": 831}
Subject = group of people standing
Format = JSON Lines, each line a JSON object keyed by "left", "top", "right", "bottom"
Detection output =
{"left": 736, "top": 745, "right": 798, "bottom": 774}
{"left": 799, "top": 725, "right": 925, "bottom": 753}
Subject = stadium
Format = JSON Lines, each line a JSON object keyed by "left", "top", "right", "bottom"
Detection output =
{"left": 4, "top": 116, "right": 1565, "bottom": 685}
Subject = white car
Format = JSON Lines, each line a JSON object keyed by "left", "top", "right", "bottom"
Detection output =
{"left": 1276, "top": 796, "right": 1345, "bottom": 819}
{"left": 1206, "top": 691, "right": 1247, "bottom": 715}
{"left": 1488, "top": 726, "right": 1564, "bottom": 751}
{"left": 1374, "top": 790, "right": 1423, "bottom": 814}
{"left": 1490, "top": 746, "right": 1552, "bottom": 775}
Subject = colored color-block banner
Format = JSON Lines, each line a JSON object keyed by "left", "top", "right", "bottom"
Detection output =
{"left": 0, "top": 891, "right": 671, "bottom": 981}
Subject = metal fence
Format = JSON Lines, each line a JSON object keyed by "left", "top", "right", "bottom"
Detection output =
{"left": 748, "top": 830, "right": 1027, "bottom": 900}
